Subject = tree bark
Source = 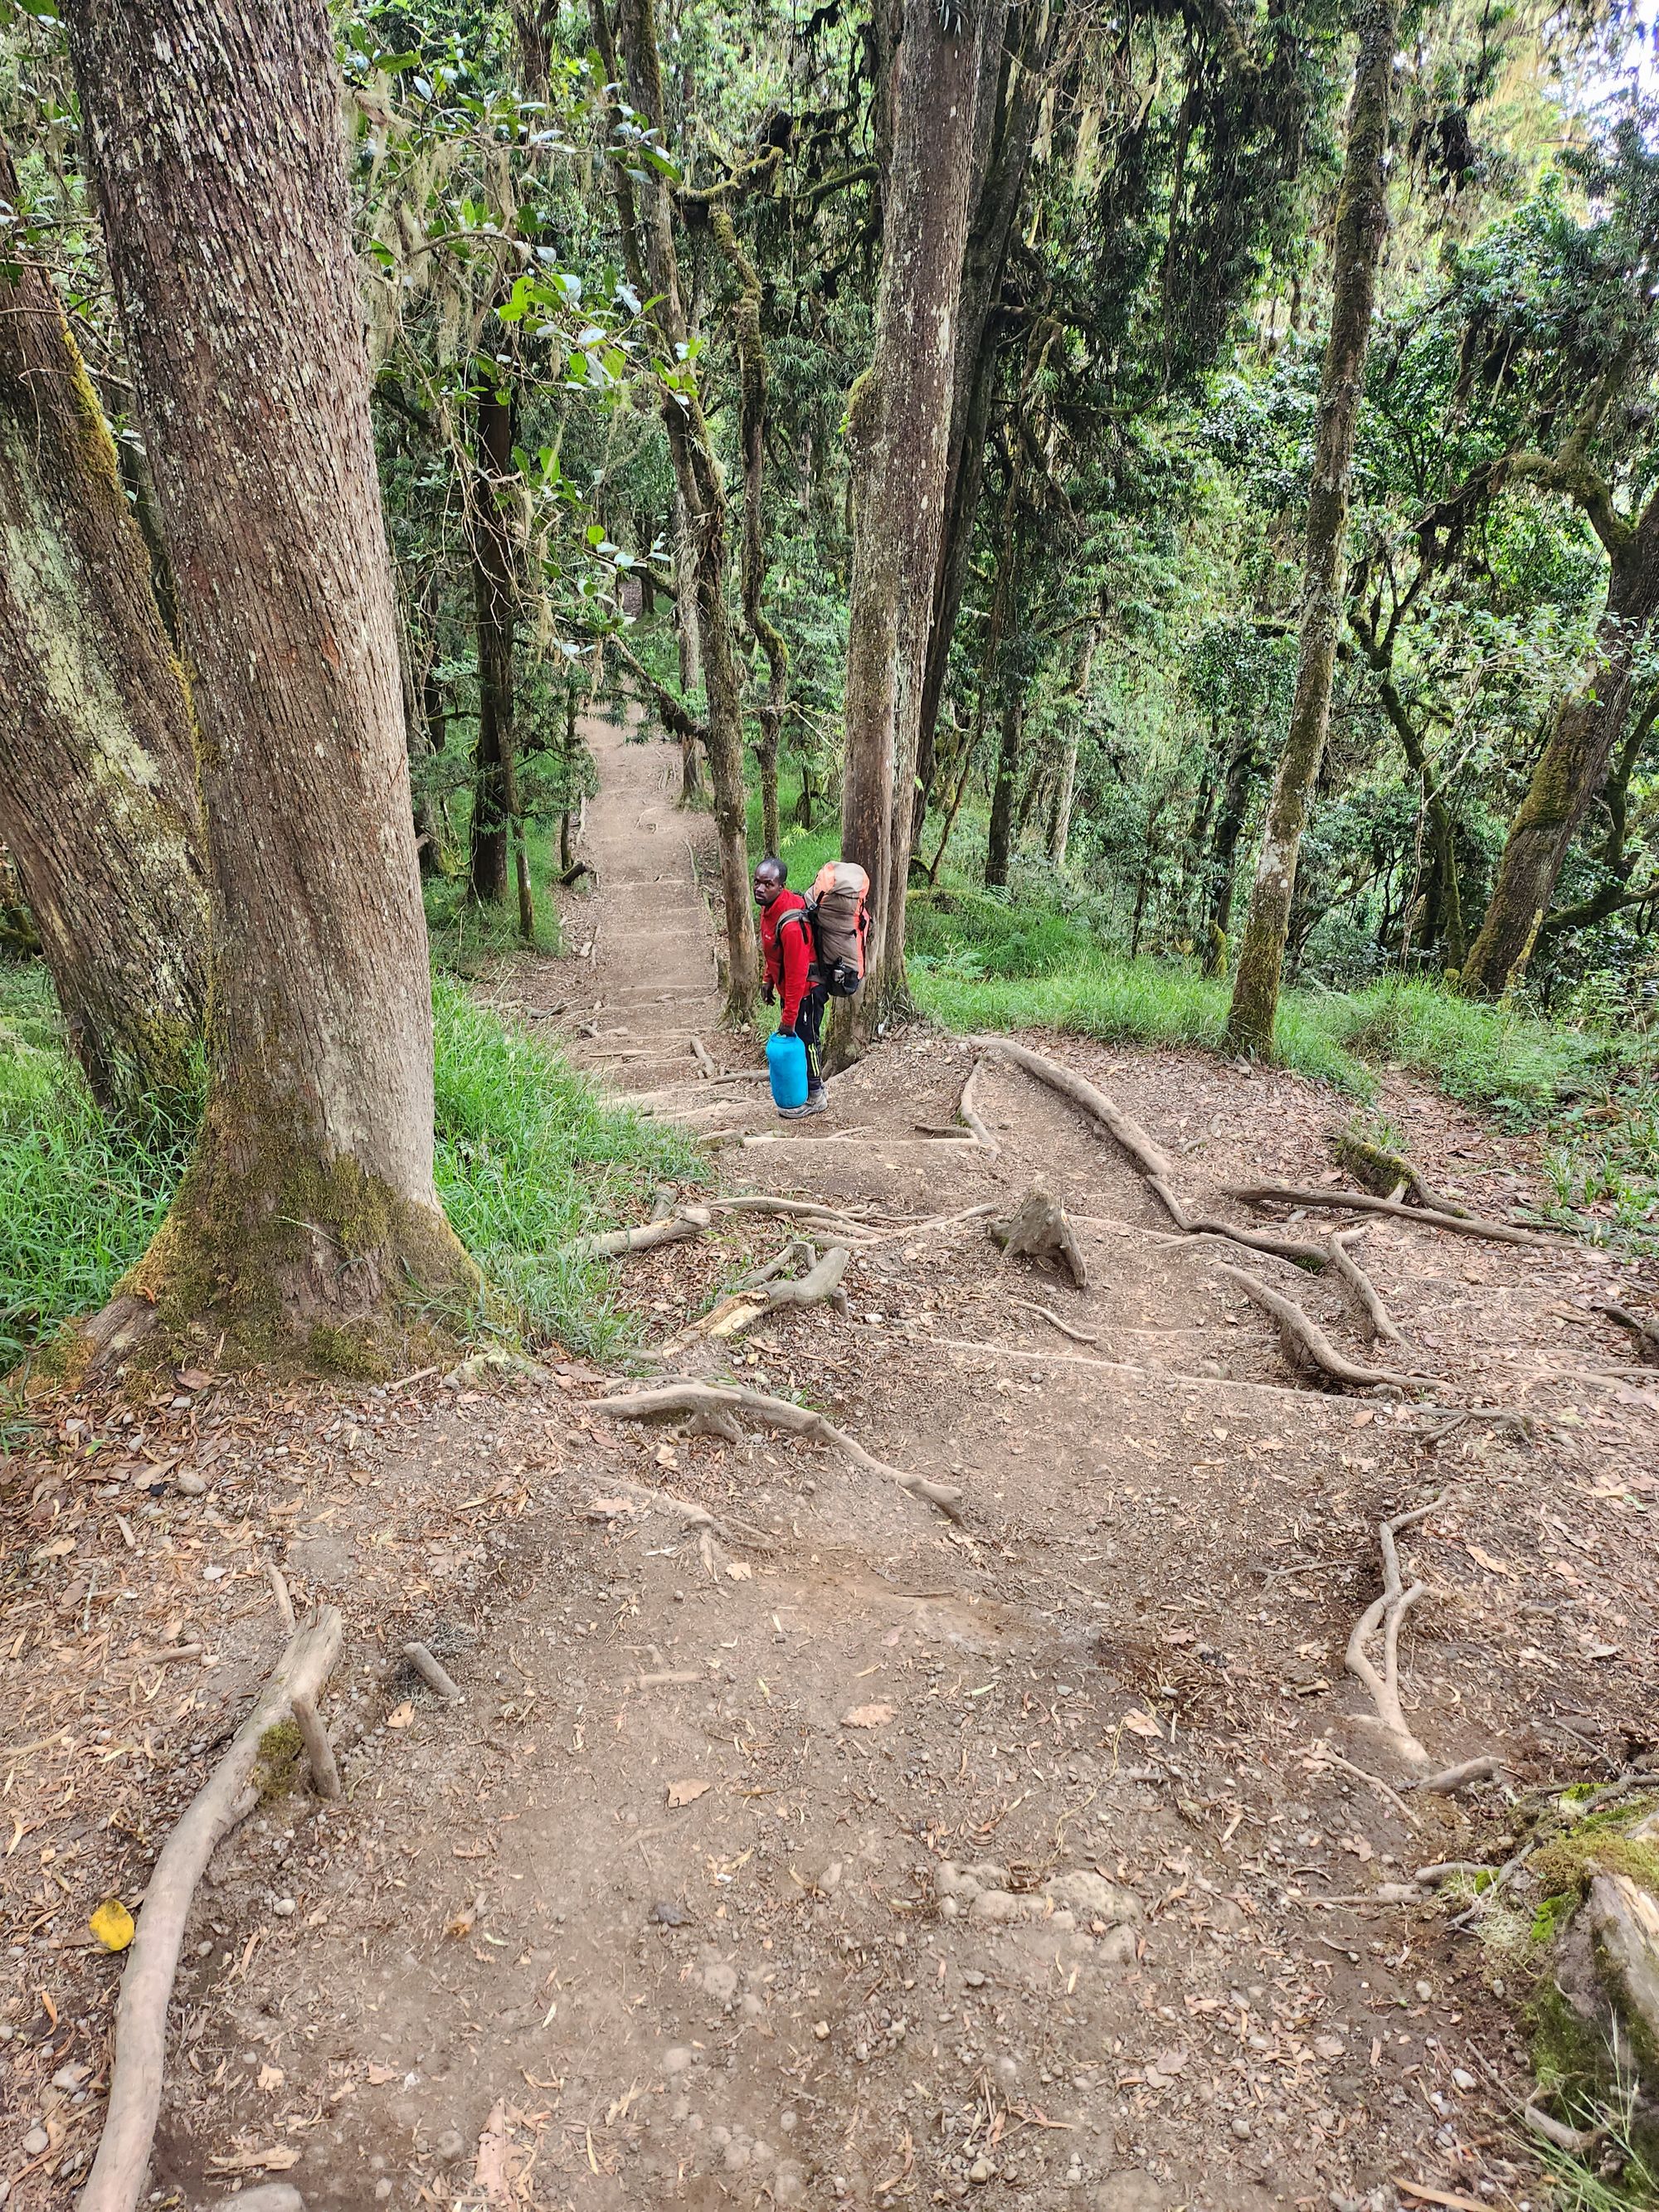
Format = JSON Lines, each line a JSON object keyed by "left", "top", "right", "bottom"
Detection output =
{"left": 711, "top": 202, "right": 788, "bottom": 866}
{"left": 469, "top": 380, "right": 516, "bottom": 907}
{"left": 1225, "top": 0, "right": 1396, "bottom": 1056}
{"left": 1201, "top": 737, "right": 1258, "bottom": 976}
{"left": 839, "top": 0, "right": 1010, "bottom": 1045}
{"left": 985, "top": 678, "right": 1024, "bottom": 889}
{"left": 914, "top": 0, "right": 1058, "bottom": 843}
{"left": 65, "top": 0, "right": 472, "bottom": 1354}
{"left": 1462, "top": 487, "right": 1659, "bottom": 995}
{"left": 0, "top": 141, "right": 207, "bottom": 1121}
{"left": 611, "top": 0, "right": 757, "bottom": 1014}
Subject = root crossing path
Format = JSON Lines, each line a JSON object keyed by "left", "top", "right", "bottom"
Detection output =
{"left": 23, "top": 711, "right": 1659, "bottom": 2212}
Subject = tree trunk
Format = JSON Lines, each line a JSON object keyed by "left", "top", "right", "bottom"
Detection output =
{"left": 914, "top": 0, "right": 1057, "bottom": 841}
{"left": 0, "top": 140, "right": 207, "bottom": 1121}
{"left": 612, "top": 0, "right": 757, "bottom": 1015}
{"left": 712, "top": 202, "right": 788, "bottom": 868}
{"left": 837, "top": 0, "right": 1010, "bottom": 1044}
{"left": 985, "top": 679, "right": 1024, "bottom": 888}
{"left": 1462, "top": 490, "right": 1659, "bottom": 995}
{"left": 1225, "top": 0, "right": 1396, "bottom": 1057}
{"left": 1045, "top": 632, "right": 1096, "bottom": 868}
{"left": 1375, "top": 670, "right": 1466, "bottom": 972}
{"left": 65, "top": 0, "right": 471, "bottom": 1356}
{"left": 469, "top": 381, "right": 516, "bottom": 907}
{"left": 1201, "top": 738, "right": 1258, "bottom": 976}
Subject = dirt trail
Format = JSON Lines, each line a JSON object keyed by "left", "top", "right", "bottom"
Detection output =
{"left": 6, "top": 712, "right": 1659, "bottom": 2212}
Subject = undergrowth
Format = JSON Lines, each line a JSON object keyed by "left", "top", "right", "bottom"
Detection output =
{"left": 422, "top": 819, "right": 569, "bottom": 972}
{"left": 0, "top": 961, "right": 692, "bottom": 1375}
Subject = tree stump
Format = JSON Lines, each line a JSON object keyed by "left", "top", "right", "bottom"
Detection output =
{"left": 990, "top": 1184, "right": 1088, "bottom": 1290}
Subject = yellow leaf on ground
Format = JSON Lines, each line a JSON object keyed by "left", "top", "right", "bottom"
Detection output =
{"left": 366, "top": 2063, "right": 397, "bottom": 2085}
{"left": 667, "top": 1778, "right": 712, "bottom": 1808}
{"left": 1121, "top": 1709, "right": 1163, "bottom": 1739}
{"left": 90, "top": 1898, "right": 135, "bottom": 1952}
{"left": 386, "top": 1700, "right": 415, "bottom": 1729}
{"left": 1467, "top": 1544, "right": 1514, "bottom": 1576}
{"left": 726, "top": 1561, "right": 753, "bottom": 1581}
{"left": 840, "top": 1704, "right": 894, "bottom": 1729}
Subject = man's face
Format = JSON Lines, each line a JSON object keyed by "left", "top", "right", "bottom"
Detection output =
{"left": 754, "top": 870, "right": 783, "bottom": 908}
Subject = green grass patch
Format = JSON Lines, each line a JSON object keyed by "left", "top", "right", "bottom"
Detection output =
{"left": 423, "top": 819, "right": 568, "bottom": 972}
{"left": 0, "top": 960, "right": 695, "bottom": 1373}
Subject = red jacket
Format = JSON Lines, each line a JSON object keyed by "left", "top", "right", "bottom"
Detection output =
{"left": 760, "top": 889, "right": 814, "bottom": 1024}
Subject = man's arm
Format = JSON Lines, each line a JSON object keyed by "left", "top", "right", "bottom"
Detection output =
{"left": 778, "top": 912, "right": 810, "bottom": 1030}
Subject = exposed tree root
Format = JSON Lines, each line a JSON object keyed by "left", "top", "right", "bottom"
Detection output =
{"left": 679, "top": 1244, "right": 851, "bottom": 1341}
{"left": 81, "top": 1609, "right": 344, "bottom": 2212}
{"left": 1331, "top": 1130, "right": 1468, "bottom": 1217}
{"left": 591, "top": 1378, "right": 964, "bottom": 1520}
{"left": 1326, "top": 1228, "right": 1401, "bottom": 1343}
{"left": 1214, "top": 1264, "right": 1427, "bottom": 1391}
{"left": 991, "top": 1184, "right": 1088, "bottom": 1289}
{"left": 1596, "top": 1300, "right": 1659, "bottom": 1359}
{"left": 569, "top": 1205, "right": 715, "bottom": 1260}
{"left": 1344, "top": 1501, "right": 1439, "bottom": 1767}
{"left": 1011, "top": 1297, "right": 1100, "bottom": 1345}
{"left": 292, "top": 1691, "right": 340, "bottom": 1800}
{"left": 1408, "top": 1754, "right": 1504, "bottom": 1795}
{"left": 1226, "top": 1181, "right": 1555, "bottom": 1248}
{"left": 1302, "top": 1738, "right": 1422, "bottom": 1828}
{"left": 690, "top": 1034, "right": 718, "bottom": 1078}
{"left": 956, "top": 1055, "right": 998, "bottom": 1152}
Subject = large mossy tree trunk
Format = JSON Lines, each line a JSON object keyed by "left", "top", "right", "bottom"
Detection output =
{"left": 1225, "top": 0, "right": 1396, "bottom": 1057}
{"left": 0, "top": 143, "right": 207, "bottom": 1121}
{"left": 65, "top": 0, "right": 472, "bottom": 1360}
{"left": 1462, "top": 486, "right": 1659, "bottom": 996}
{"left": 610, "top": 0, "right": 757, "bottom": 1015}
{"left": 839, "top": 0, "right": 1010, "bottom": 1047}
{"left": 469, "top": 378, "right": 517, "bottom": 909}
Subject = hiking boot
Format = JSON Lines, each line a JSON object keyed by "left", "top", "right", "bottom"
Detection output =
{"left": 797, "top": 1090, "right": 828, "bottom": 1116}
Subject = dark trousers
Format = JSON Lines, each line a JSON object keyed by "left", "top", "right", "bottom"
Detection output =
{"left": 795, "top": 984, "right": 829, "bottom": 1095}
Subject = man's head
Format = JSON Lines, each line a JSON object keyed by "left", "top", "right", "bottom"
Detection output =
{"left": 753, "top": 855, "right": 786, "bottom": 908}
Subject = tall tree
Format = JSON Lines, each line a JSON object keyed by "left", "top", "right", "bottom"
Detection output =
{"left": 840, "top": 0, "right": 1010, "bottom": 1037}
{"left": 0, "top": 142, "right": 207, "bottom": 1120}
{"left": 1461, "top": 464, "right": 1659, "bottom": 995}
{"left": 1227, "top": 0, "right": 1398, "bottom": 1055}
{"left": 606, "top": 0, "right": 758, "bottom": 1014}
{"left": 64, "top": 0, "right": 472, "bottom": 1358}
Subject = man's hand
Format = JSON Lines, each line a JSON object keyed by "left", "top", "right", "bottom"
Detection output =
{"left": 762, "top": 981, "right": 776, "bottom": 1005}
{"left": 779, "top": 1017, "right": 796, "bottom": 1036}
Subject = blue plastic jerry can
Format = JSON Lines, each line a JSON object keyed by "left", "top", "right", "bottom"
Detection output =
{"left": 766, "top": 1028, "right": 809, "bottom": 1111}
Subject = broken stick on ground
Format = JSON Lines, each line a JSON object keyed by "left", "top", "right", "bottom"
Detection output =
{"left": 80, "top": 1608, "right": 344, "bottom": 2212}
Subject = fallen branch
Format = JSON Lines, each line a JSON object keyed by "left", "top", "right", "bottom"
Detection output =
{"left": 1011, "top": 1297, "right": 1100, "bottom": 1346}
{"left": 690, "top": 1035, "right": 718, "bottom": 1079}
{"left": 264, "top": 1560, "right": 295, "bottom": 1632}
{"left": 402, "top": 1641, "right": 462, "bottom": 1704}
{"left": 80, "top": 1610, "right": 344, "bottom": 2212}
{"left": 1345, "top": 1502, "right": 1438, "bottom": 1767}
{"left": 1522, "top": 2100, "right": 1606, "bottom": 2156}
{"left": 1214, "top": 1264, "right": 1426, "bottom": 1391}
{"left": 1326, "top": 1228, "right": 1401, "bottom": 1344}
{"left": 591, "top": 1378, "right": 964, "bottom": 1520}
{"left": 1225, "top": 1182, "right": 1556, "bottom": 1248}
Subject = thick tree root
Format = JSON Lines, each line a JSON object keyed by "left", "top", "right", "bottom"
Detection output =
{"left": 81, "top": 1610, "right": 344, "bottom": 2212}
{"left": 591, "top": 1378, "right": 964, "bottom": 1520}
{"left": 1331, "top": 1130, "right": 1469, "bottom": 1217}
{"left": 1012, "top": 1297, "right": 1100, "bottom": 1345}
{"left": 1408, "top": 1754, "right": 1504, "bottom": 1795}
{"left": 1214, "top": 1264, "right": 1426, "bottom": 1391}
{"left": 1344, "top": 1503, "right": 1438, "bottom": 1767}
{"left": 1326, "top": 1228, "right": 1401, "bottom": 1343}
{"left": 1596, "top": 1300, "right": 1659, "bottom": 1359}
{"left": 956, "top": 1055, "right": 998, "bottom": 1152}
{"left": 1226, "top": 1181, "right": 1556, "bottom": 1248}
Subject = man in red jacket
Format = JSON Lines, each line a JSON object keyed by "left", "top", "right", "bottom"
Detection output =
{"left": 754, "top": 855, "right": 827, "bottom": 1116}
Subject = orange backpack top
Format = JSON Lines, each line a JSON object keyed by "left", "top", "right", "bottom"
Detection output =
{"left": 806, "top": 860, "right": 871, "bottom": 997}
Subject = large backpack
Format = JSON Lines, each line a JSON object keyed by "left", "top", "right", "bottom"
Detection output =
{"left": 805, "top": 860, "right": 870, "bottom": 997}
